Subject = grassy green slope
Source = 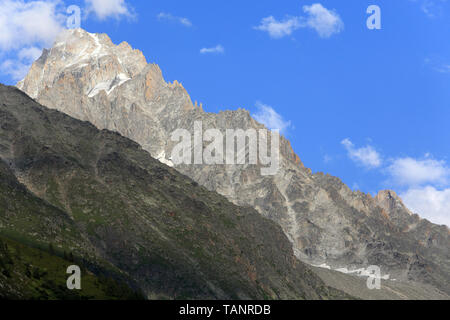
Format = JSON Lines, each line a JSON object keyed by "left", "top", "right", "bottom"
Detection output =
{"left": 0, "top": 235, "right": 143, "bottom": 300}
{"left": 0, "top": 84, "right": 352, "bottom": 300}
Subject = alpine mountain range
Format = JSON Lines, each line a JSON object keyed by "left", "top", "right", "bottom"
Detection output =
{"left": 1, "top": 28, "right": 448, "bottom": 299}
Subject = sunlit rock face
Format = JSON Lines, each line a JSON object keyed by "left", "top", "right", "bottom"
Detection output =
{"left": 18, "top": 28, "right": 449, "bottom": 295}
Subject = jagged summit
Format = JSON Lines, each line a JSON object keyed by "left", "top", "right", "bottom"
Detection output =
{"left": 17, "top": 27, "right": 196, "bottom": 160}
{"left": 1, "top": 83, "right": 350, "bottom": 299}
{"left": 16, "top": 28, "right": 450, "bottom": 295}
{"left": 17, "top": 28, "right": 147, "bottom": 99}
{"left": 375, "top": 190, "right": 413, "bottom": 216}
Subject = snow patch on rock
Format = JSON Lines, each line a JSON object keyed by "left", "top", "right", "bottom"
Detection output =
{"left": 313, "top": 263, "right": 391, "bottom": 280}
{"left": 155, "top": 150, "right": 174, "bottom": 167}
{"left": 87, "top": 73, "right": 130, "bottom": 97}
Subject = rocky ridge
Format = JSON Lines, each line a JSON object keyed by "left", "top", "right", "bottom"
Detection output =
{"left": 0, "top": 83, "right": 351, "bottom": 299}
{"left": 17, "top": 28, "right": 450, "bottom": 295}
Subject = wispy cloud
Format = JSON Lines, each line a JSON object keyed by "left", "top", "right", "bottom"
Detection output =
{"left": 391, "top": 155, "right": 450, "bottom": 226}
{"left": 341, "top": 138, "right": 382, "bottom": 169}
{"left": 85, "top": 0, "right": 133, "bottom": 20}
{"left": 435, "top": 64, "right": 450, "bottom": 73}
{"left": 253, "top": 16, "right": 301, "bottom": 39}
{"left": 200, "top": 45, "right": 225, "bottom": 55}
{"left": 401, "top": 186, "right": 450, "bottom": 226}
{"left": 302, "top": 3, "right": 344, "bottom": 38}
{"left": 424, "top": 57, "right": 450, "bottom": 73}
{"left": 1, "top": 59, "right": 31, "bottom": 81}
{"left": 341, "top": 137, "right": 450, "bottom": 226}
{"left": 0, "top": 0, "right": 66, "bottom": 81}
{"left": 0, "top": 0, "right": 65, "bottom": 51}
{"left": 157, "top": 12, "right": 192, "bottom": 27}
{"left": 17, "top": 46, "right": 42, "bottom": 61}
{"left": 253, "top": 102, "right": 292, "bottom": 134}
{"left": 387, "top": 157, "right": 449, "bottom": 187}
{"left": 0, "top": 0, "right": 136, "bottom": 84}
{"left": 323, "top": 154, "right": 333, "bottom": 164}
{"left": 408, "top": 0, "right": 448, "bottom": 18}
{"left": 420, "top": 0, "right": 447, "bottom": 18}
{"left": 254, "top": 3, "right": 343, "bottom": 39}
{"left": 1, "top": 46, "right": 42, "bottom": 81}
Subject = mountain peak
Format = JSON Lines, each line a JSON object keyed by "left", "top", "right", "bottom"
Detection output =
{"left": 375, "top": 189, "right": 413, "bottom": 217}
{"left": 16, "top": 29, "right": 449, "bottom": 295}
{"left": 17, "top": 28, "right": 147, "bottom": 99}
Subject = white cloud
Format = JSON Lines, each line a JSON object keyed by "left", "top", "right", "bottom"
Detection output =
{"left": 254, "top": 3, "right": 343, "bottom": 39}
{"left": 200, "top": 45, "right": 225, "bottom": 55}
{"left": 1, "top": 59, "right": 30, "bottom": 81}
{"left": 0, "top": 0, "right": 65, "bottom": 51}
{"left": 85, "top": 0, "right": 132, "bottom": 20}
{"left": 340, "top": 136, "right": 450, "bottom": 226}
{"left": 419, "top": 0, "right": 448, "bottom": 18}
{"left": 323, "top": 154, "right": 332, "bottom": 164}
{"left": 0, "top": 0, "right": 134, "bottom": 83}
{"left": 0, "top": 0, "right": 65, "bottom": 82}
{"left": 157, "top": 12, "right": 192, "bottom": 27}
{"left": 1, "top": 46, "right": 43, "bottom": 81}
{"left": 341, "top": 138, "right": 382, "bottom": 169}
{"left": 421, "top": 1, "right": 435, "bottom": 17}
{"left": 424, "top": 57, "right": 450, "bottom": 73}
{"left": 387, "top": 157, "right": 449, "bottom": 186}
{"left": 382, "top": 155, "right": 450, "bottom": 226}
{"left": 253, "top": 102, "right": 292, "bottom": 134}
{"left": 302, "top": 3, "right": 344, "bottom": 38}
{"left": 253, "top": 16, "right": 301, "bottom": 39}
{"left": 401, "top": 186, "right": 450, "bottom": 226}
{"left": 436, "top": 64, "right": 450, "bottom": 73}
{"left": 18, "top": 46, "right": 42, "bottom": 61}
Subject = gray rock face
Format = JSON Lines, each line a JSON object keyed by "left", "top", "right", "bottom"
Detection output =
{"left": 17, "top": 28, "right": 450, "bottom": 294}
{"left": 1, "top": 84, "right": 349, "bottom": 299}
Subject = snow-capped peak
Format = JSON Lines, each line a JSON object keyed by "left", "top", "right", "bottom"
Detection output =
{"left": 17, "top": 28, "right": 148, "bottom": 101}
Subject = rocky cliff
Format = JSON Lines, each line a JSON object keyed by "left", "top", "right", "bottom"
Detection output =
{"left": 17, "top": 28, "right": 450, "bottom": 295}
{"left": 0, "top": 83, "right": 350, "bottom": 299}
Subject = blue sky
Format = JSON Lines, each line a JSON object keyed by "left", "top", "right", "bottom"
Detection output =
{"left": 0, "top": 0, "right": 449, "bottom": 226}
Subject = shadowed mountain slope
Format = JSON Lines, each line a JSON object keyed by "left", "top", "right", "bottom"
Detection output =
{"left": 16, "top": 28, "right": 449, "bottom": 296}
{"left": 0, "top": 84, "right": 350, "bottom": 300}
